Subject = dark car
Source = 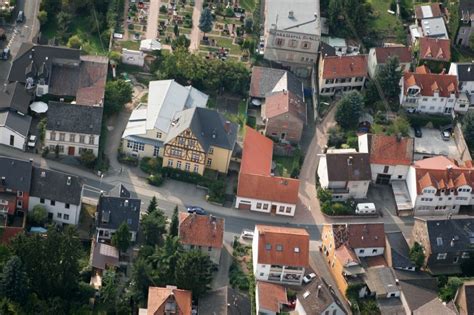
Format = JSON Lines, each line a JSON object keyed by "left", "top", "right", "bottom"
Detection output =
{"left": 186, "top": 206, "right": 207, "bottom": 215}
{"left": 1, "top": 48, "right": 10, "bottom": 60}
{"left": 413, "top": 126, "right": 422, "bottom": 138}
{"left": 16, "top": 11, "right": 24, "bottom": 23}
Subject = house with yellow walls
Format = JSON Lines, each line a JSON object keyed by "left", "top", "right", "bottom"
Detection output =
{"left": 162, "top": 107, "right": 238, "bottom": 175}
{"left": 121, "top": 80, "right": 208, "bottom": 159}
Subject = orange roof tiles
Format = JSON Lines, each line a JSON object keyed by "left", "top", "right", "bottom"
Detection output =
{"left": 322, "top": 55, "right": 368, "bottom": 79}
{"left": 369, "top": 134, "right": 414, "bottom": 166}
{"left": 255, "top": 225, "right": 309, "bottom": 267}
{"left": 419, "top": 37, "right": 451, "bottom": 61}
{"left": 264, "top": 90, "right": 306, "bottom": 123}
{"left": 147, "top": 286, "right": 192, "bottom": 315}
{"left": 178, "top": 213, "right": 224, "bottom": 248}
{"left": 403, "top": 71, "right": 458, "bottom": 97}
{"left": 335, "top": 244, "right": 359, "bottom": 266}
{"left": 257, "top": 281, "right": 288, "bottom": 313}
{"left": 237, "top": 127, "right": 300, "bottom": 205}
{"left": 416, "top": 65, "right": 431, "bottom": 74}
{"left": 375, "top": 46, "right": 412, "bottom": 64}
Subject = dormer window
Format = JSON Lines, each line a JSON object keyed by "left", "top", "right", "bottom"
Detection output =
{"left": 265, "top": 243, "right": 271, "bottom": 250}
{"left": 276, "top": 245, "right": 283, "bottom": 251}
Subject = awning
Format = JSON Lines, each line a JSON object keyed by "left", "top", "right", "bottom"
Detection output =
{"left": 30, "top": 227, "right": 47, "bottom": 233}
{"left": 29, "top": 101, "right": 48, "bottom": 113}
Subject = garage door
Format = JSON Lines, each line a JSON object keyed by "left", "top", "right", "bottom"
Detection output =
{"left": 376, "top": 174, "right": 391, "bottom": 185}
{"left": 238, "top": 203, "right": 251, "bottom": 210}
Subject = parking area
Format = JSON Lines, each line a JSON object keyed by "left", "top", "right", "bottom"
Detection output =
{"left": 409, "top": 127, "right": 460, "bottom": 160}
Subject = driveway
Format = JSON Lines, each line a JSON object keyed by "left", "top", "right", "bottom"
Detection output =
{"left": 211, "top": 244, "right": 232, "bottom": 289}
{"left": 189, "top": 0, "right": 203, "bottom": 51}
{"left": 146, "top": 0, "right": 160, "bottom": 39}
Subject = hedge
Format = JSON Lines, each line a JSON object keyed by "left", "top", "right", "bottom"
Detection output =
{"left": 407, "top": 114, "right": 452, "bottom": 129}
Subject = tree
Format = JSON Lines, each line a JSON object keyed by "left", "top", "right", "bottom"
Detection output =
{"left": 67, "top": 35, "right": 82, "bottom": 49}
{"left": 171, "top": 34, "right": 190, "bottom": 51}
{"left": 386, "top": 116, "right": 410, "bottom": 137}
{"left": 463, "top": 111, "right": 474, "bottom": 150}
{"left": 374, "top": 56, "right": 402, "bottom": 102}
{"left": 244, "top": 17, "right": 253, "bottom": 33}
{"left": 27, "top": 205, "right": 48, "bottom": 226}
{"left": 335, "top": 91, "right": 364, "bottom": 130}
{"left": 173, "top": 23, "right": 179, "bottom": 37}
{"left": 37, "top": 10, "right": 48, "bottom": 26}
{"left": 328, "top": 0, "right": 372, "bottom": 37}
{"left": 112, "top": 223, "right": 132, "bottom": 253}
{"left": 224, "top": 7, "right": 234, "bottom": 17}
{"left": 56, "top": 12, "right": 72, "bottom": 41}
{"left": 317, "top": 188, "right": 333, "bottom": 204}
{"left": 99, "top": 270, "right": 126, "bottom": 313}
{"left": 199, "top": 7, "right": 213, "bottom": 35}
{"left": 147, "top": 235, "right": 183, "bottom": 285}
{"left": 175, "top": 250, "right": 213, "bottom": 298}
{"left": 130, "top": 258, "right": 154, "bottom": 304}
{"left": 0, "top": 298, "right": 20, "bottom": 315}
{"left": 147, "top": 196, "right": 158, "bottom": 214}
{"left": 108, "top": 51, "right": 122, "bottom": 65}
{"left": 169, "top": 206, "right": 179, "bottom": 237}
{"left": 0, "top": 245, "right": 11, "bottom": 273}
{"left": 104, "top": 79, "right": 133, "bottom": 116}
{"left": 409, "top": 242, "right": 425, "bottom": 269}
{"left": 0, "top": 256, "right": 28, "bottom": 303}
{"left": 439, "top": 277, "right": 463, "bottom": 302}
{"left": 79, "top": 150, "right": 97, "bottom": 169}
{"left": 141, "top": 210, "right": 167, "bottom": 247}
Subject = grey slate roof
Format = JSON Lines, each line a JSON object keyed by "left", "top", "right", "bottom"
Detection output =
{"left": 422, "top": 217, "right": 474, "bottom": 253}
{"left": 8, "top": 43, "right": 81, "bottom": 83}
{"left": 30, "top": 167, "right": 82, "bottom": 205}
{"left": 165, "top": 107, "right": 238, "bottom": 151}
{"left": 386, "top": 231, "right": 416, "bottom": 270}
{"left": 0, "top": 157, "right": 32, "bottom": 192}
{"left": 97, "top": 193, "right": 141, "bottom": 232}
{"left": 0, "top": 82, "right": 33, "bottom": 114}
{"left": 0, "top": 110, "right": 32, "bottom": 137}
{"left": 395, "top": 270, "right": 439, "bottom": 312}
{"left": 326, "top": 152, "right": 372, "bottom": 181}
{"left": 365, "top": 266, "right": 399, "bottom": 296}
{"left": 198, "top": 286, "right": 251, "bottom": 315}
{"left": 296, "top": 277, "right": 347, "bottom": 315}
{"left": 46, "top": 101, "right": 103, "bottom": 135}
{"left": 109, "top": 184, "right": 132, "bottom": 198}
{"left": 250, "top": 66, "right": 304, "bottom": 99}
{"left": 456, "top": 63, "right": 474, "bottom": 82}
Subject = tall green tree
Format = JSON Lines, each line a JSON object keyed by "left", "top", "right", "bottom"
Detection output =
{"left": 147, "top": 196, "right": 158, "bottom": 214}
{"left": 104, "top": 80, "right": 133, "bottom": 116}
{"left": 112, "top": 223, "right": 132, "bottom": 253}
{"left": 0, "top": 256, "right": 28, "bottom": 304}
{"left": 141, "top": 209, "right": 167, "bottom": 247}
{"left": 0, "top": 298, "right": 19, "bottom": 315}
{"left": 463, "top": 111, "right": 474, "bottom": 150}
{"left": 175, "top": 250, "right": 213, "bottom": 298}
{"left": 376, "top": 56, "right": 403, "bottom": 102}
{"left": 328, "top": 0, "right": 371, "bottom": 37}
{"left": 99, "top": 270, "right": 127, "bottom": 313}
{"left": 0, "top": 244, "right": 11, "bottom": 273}
{"left": 335, "top": 91, "right": 364, "bottom": 130}
{"left": 130, "top": 258, "right": 154, "bottom": 304}
{"left": 169, "top": 206, "right": 179, "bottom": 237}
{"left": 27, "top": 205, "right": 48, "bottom": 226}
{"left": 147, "top": 236, "right": 183, "bottom": 285}
{"left": 409, "top": 242, "right": 425, "bottom": 269}
{"left": 199, "top": 7, "right": 213, "bottom": 35}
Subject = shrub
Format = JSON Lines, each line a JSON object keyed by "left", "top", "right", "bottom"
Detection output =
{"left": 225, "top": 7, "right": 235, "bottom": 17}
{"left": 317, "top": 188, "right": 333, "bottom": 203}
{"left": 161, "top": 167, "right": 211, "bottom": 186}
{"left": 140, "top": 157, "right": 163, "bottom": 174}
{"left": 332, "top": 202, "right": 352, "bottom": 215}
{"left": 28, "top": 204, "right": 48, "bottom": 226}
{"left": 208, "top": 180, "right": 226, "bottom": 204}
{"left": 80, "top": 150, "right": 97, "bottom": 169}
{"left": 407, "top": 114, "right": 451, "bottom": 129}
{"left": 67, "top": 35, "right": 83, "bottom": 49}
{"left": 159, "top": 5, "right": 168, "bottom": 13}
{"left": 41, "top": 146, "right": 49, "bottom": 157}
{"left": 147, "top": 174, "right": 164, "bottom": 186}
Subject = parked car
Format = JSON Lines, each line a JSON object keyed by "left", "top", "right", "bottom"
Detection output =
{"left": 27, "top": 135, "right": 37, "bottom": 148}
{"left": 303, "top": 273, "right": 316, "bottom": 284}
{"left": 441, "top": 130, "right": 451, "bottom": 141}
{"left": 1, "top": 48, "right": 10, "bottom": 60}
{"left": 186, "top": 206, "right": 207, "bottom": 215}
{"left": 413, "top": 126, "right": 422, "bottom": 138}
{"left": 240, "top": 229, "right": 254, "bottom": 240}
{"left": 16, "top": 11, "right": 24, "bottom": 23}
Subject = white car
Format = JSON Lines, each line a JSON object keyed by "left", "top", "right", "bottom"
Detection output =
{"left": 27, "top": 135, "right": 37, "bottom": 148}
{"left": 303, "top": 273, "right": 316, "bottom": 284}
{"left": 241, "top": 229, "right": 254, "bottom": 240}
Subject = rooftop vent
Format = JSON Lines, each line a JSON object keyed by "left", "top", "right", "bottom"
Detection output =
{"left": 347, "top": 156, "right": 353, "bottom": 166}
{"left": 41, "top": 171, "right": 46, "bottom": 178}
{"left": 66, "top": 176, "right": 71, "bottom": 186}
{"left": 288, "top": 10, "right": 294, "bottom": 19}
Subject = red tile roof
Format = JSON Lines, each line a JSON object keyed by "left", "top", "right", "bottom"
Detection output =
{"left": 335, "top": 244, "right": 359, "bottom": 266}
{"left": 420, "top": 37, "right": 451, "bottom": 62}
{"left": 331, "top": 223, "right": 385, "bottom": 249}
{"left": 413, "top": 156, "right": 474, "bottom": 194}
{"left": 178, "top": 213, "right": 224, "bottom": 248}
{"left": 369, "top": 134, "right": 414, "bottom": 166}
{"left": 257, "top": 281, "right": 288, "bottom": 313}
{"left": 322, "top": 55, "right": 368, "bottom": 79}
{"left": 255, "top": 225, "right": 309, "bottom": 267}
{"left": 237, "top": 127, "right": 300, "bottom": 204}
{"left": 416, "top": 65, "right": 431, "bottom": 74}
{"left": 403, "top": 72, "right": 458, "bottom": 97}
{"left": 415, "top": 3, "right": 443, "bottom": 19}
{"left": 264, "top": 90, "right": 306, "bottom": 123}
{"left": 375, "top": 47, "right": 412, "bottom": 64}
{"left": 147, "top": 286, "right": 192, "bottom": 315}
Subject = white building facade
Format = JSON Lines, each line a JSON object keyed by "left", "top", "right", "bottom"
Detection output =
{"left": 29, "top": 196, "right": 81, "bottom": 225}
{"left": 45, "top": 129, "right": 100, "bottom": 157}
{"left": 235, "top": 196, "right": 296, "bottom": 216}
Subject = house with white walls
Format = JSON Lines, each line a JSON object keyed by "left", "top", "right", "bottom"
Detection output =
{"left": 406, "top": 155, "right": 474, "bottom": 216}
{"left": 367, "top": 46, "right": 412, "bottom": 79}
{"left": 318, "top": 55, "right": 368, "bottom": 96}
{"left": 317, "top": 149, "right": 371, "bottom": 200}
{"left": 449, "top": 62, "right": 474, "bottom": 106}
{"left": 358, "top": 134, "right": 414, "bottom": 184}
{"left": 252, "top": 225, "right": 309, "bottom": 285}
{"left": 29, "top": 167, "right": 83, "bottom": 226}
{"left": 400, "top": 66, "right": 469, "bottom": 114}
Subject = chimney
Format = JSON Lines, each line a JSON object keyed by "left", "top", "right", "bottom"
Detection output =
{"left": 347, "top": 156, "right": 353, "bottom": 166}
{"left": 29, "top": 158, "right": 33, "bottom": 164}
{"left": 40, "top": 171, "right": 46, "bottom": 178}
{"left": 67, "top": 176, "right": 71, "bottom": 186}
{"left": 441, "top": 68, "right": 446, "bottom": 74}
{"left": 224, "top": 120, "right": 231, "bottom": 133}
{"left": 283, "top": 89, "right": 287, "bottom": 95}
{"left": 212, "top": 129, "right": 217, "bottom": 139}
{"left": 124, "top": 200, "right": 129, "bottom": 207}
{"left": 3, "top": 83, "right": 7, "bottom": 93}
{"left": 288, "top": 10, "right": 294, "bottom": 19}
{"left": 1, "top": 177, "right": 5, "bottom": 186}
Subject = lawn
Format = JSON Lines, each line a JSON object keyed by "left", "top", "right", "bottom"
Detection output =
{"left": 367, "top": 0, "right": 405, "bottom": 42}
{"left": 204, "top": 36, "right": 242, "bottom": 55}
{"left": 273, "top": 154, "right": 301, "bottom": 178}
{"left": 240, "top": 0, "right": 256, "bottom": 12}
{"left": 119, "top": 40, "right": 140, "bottom": 50}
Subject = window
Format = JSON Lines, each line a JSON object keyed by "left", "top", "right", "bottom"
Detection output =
{"left": 16, "top": 200, "right": 22, "bottom": 208}
{"left": 79, "top": 135, "right": 85, "bottom": 143}
{"left": 260, "top": 273, "right": 264, "bottom": 276}
{"left": 40, "top": 198, "right": 45, "bottom": 204}
{"left": 355, "top": 77, "right": 364, "bottom": 82}
{"left": 422, "top": 98, "right": 428, "bottom": 101}
{"left": 153, "top": 146, "right": 160, "bottom": 157}
{"left": 265, "top": 243, "right": 271, "bottom": 250}
{"left": 256, "top": 203, "right": 262, "bottom": 209}
{"left": 454, "top": 256, "right": 459, "bottom": 263}
{"left": 69, "top": 134, "right": 75, "bottom": 142}
{"left": 325, "top": 79, "right": 334, "bottom": 84}
{"left": 262, "top": 203, "right": 268, "bottom": 210}
{"left": 383, "top": 166, "right": 389, "bottom": 173}
{"left": 65, "top": 203, "right": 70, "bottom": 209}
{"left": 359, "top": 249, "right": 365, "bottom": 254}
{"left": 208, "top": 246, "right": 212, "bottom": 251}
{"left": 127, "top": 140, "right": 144, "bottom": 152}
{"left": 156, "top": 132, "right": 162, "bottom": 138}
{"left": 372, "top": 249, "right": 378, "bottom": 254}
{"left": 168, "top": 159, "right": 174, "bottom": 167}
{"left": 437, "top": 253, "right": 447, "bottom": 260}
{"left": 190, "top": 245, "right": 195, "bottom": 249}
{"left": 193, "top": 164, "right": 199, "bottom": 173}
{"left": 286, "top": 206, "right": 292, "bottom": 213}
{"left": 57, "top": 213, "right": 62, "bottom": 218}
{"left": 170, "top": 148, "right": 182, "bottom": 157}
{"left": 462, "top": 252, "right": 470, "bottom": 259}
{"left": 191, "top": 153, "right": 200, "bottom": 162}
{"left": 208, "top": 147, "right": 214, "bottom": 155}
{"left": 206, "top": 158, "right": 212, "bottom": 166}
{"left": 188, "top": 139, "right": 196, "bottom": 147}
{"left": 276, "top": 245, "right": 283, "bottom": 251}
{"left": 50, "top": 200, "right": 56, "bottom": 206}
{"left": 89, "top": 136, "right": 95, "bottom": 145}
{"left": 17, "top": 191, "right": 23, "bottom": 197}
{"left": 275, "top": 38, "right": 284, "bottom": 46}
{"left": 398, "top": 175, "right": 403, "bottom": 179}
{"left": 185, "top": 162, "right": 190, "bottom": 171}
{"left": 289, "top": 39, "right": 298, "bottom": 48}
{"left": 176, "top": 161, "right": 182, "bottom": 169}
{"left": 301, "top": 41, "right": 311, "bottom": 49}
{"left": 58, "top": 145, "right": 64, "bottom": 153}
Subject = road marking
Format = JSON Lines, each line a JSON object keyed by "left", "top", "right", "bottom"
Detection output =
{"left": 6, "top": 27, "right": 18, "bottom": 49}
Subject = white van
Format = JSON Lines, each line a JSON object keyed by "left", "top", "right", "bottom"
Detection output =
{"left": 355, "top": 203, "right": 376, "bottom": 215}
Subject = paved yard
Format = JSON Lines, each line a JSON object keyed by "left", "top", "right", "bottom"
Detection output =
{"left": 211, "top": 245, "right": 232, "bottom": 289}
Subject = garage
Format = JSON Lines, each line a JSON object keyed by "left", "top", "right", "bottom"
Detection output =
{"left": 376, "top": 174, "right": 391, "bottom": 185}
{"left": 238, "top": 202, "right": 251, "bottom": 210}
